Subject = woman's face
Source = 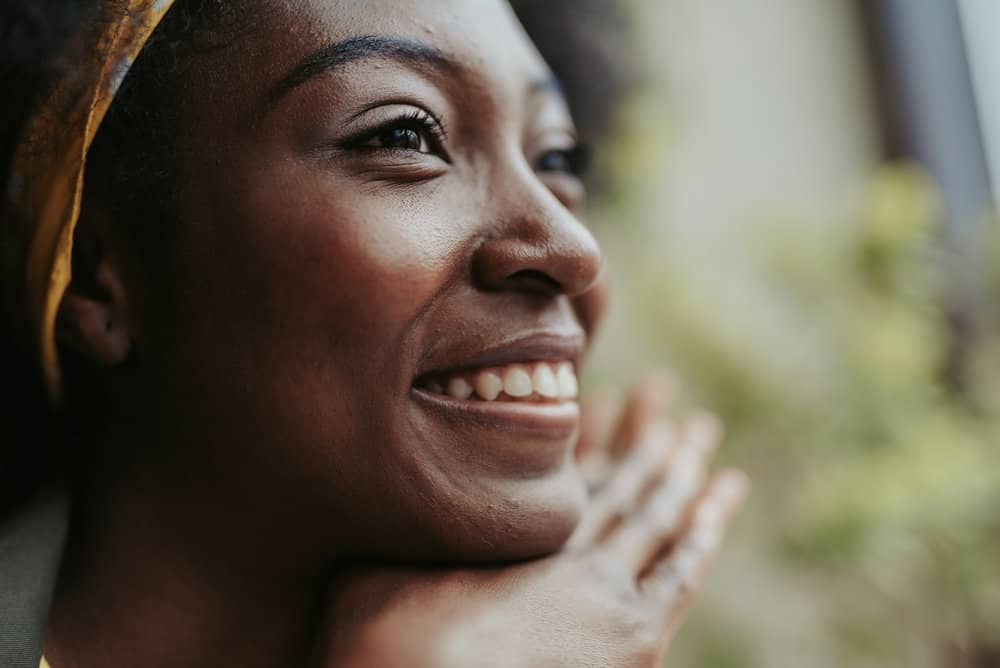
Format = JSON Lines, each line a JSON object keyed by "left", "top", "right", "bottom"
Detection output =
{"left": 131, "top": 0, "right": 604, "bottom": 564}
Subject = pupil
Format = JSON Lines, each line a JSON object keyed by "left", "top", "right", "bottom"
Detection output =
{"left": 384, "top": 128, "right": 421, "bottom": 150}
{"left": 539, "top": 151, "right": 570, "bottom": 173}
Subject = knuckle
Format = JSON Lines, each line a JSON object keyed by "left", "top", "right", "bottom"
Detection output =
{"left": 586, "top": 552, "right": 630, "bottom": 584}
{"left": 624, "top": 622, "right": 663, "bottom": 663}
{"left": 583, "top": 553, "right": 644, "bottom": 604}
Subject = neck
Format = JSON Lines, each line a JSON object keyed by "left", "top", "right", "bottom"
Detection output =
{"left": 44, "top": 432, "right": 333, "bottom": 668}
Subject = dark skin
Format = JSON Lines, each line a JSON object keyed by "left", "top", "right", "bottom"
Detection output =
{"left": 44, "top": 1, "right": 747, "bottom": 666}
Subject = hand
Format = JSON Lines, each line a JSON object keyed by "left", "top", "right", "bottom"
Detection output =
{"left": 312, "top": 377, "right": 748, "bottom": 668}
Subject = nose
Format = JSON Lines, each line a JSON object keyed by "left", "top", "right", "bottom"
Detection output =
{"left": 471, "top": 175, "right": 603, "bottom": 299}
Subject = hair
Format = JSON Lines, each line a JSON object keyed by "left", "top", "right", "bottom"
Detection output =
{"left": 0, "top": 0, "right": 634, "bottom": 513}
{"left": 0, "top": 0, "right": 91, "bottom": 515}
{"left": 511, "top": 0, "right": 635, "bottom": 147}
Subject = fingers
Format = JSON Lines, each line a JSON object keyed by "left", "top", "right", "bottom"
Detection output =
{"left": 601, "top": 414, "right": 722, "bottom": 573}
{"left": 579, "top": 373, "right": 674, "bottom": 492}
{"left": 642, "top": 469, "right": 749, "bottom": 637}
{"left": 576, "top": 388, "right": 624, "bottom": 486}
{"left": 569, "top": 421, "right": 678, "bottom": 549}
{"left": 610, "top": 373, "right": 673, "bottom": 459}
{"left": 577, "top": 388, "right": 622, "bottom": 460}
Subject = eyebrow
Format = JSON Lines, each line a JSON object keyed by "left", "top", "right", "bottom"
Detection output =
{"left": 266, "top": 35, "right": 462, "bottom": 106}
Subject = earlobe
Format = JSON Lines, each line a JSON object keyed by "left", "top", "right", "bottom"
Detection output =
{"left": 56, "top": 240, "right": 134, "bottom": 367}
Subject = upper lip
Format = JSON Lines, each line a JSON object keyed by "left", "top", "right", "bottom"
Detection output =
{"left": 414, "top": 330, "right": 586, "bottom": 381}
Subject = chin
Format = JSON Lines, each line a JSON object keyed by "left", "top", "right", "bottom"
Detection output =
{"left": 435, "top": 466, "right": 589, "bottom": 563}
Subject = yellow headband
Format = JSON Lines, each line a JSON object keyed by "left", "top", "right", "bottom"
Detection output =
{"left": 5, "top": 0, "right": 176, "bottom": 401}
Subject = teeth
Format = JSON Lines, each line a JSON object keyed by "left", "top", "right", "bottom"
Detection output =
{"left": 474, "top": 370, "right": 504, "bottom": 401}
{"left": 532, "top": 363, "right": 559, "bottom": 398}
{"left": 447, "top": 376, "right": 473, "bottom": 400}
{"left": 503, "top": 365, "right": 533, "bottom": 398}
{"left": 556, "top": 362, "right": 578, "bottom": 399}
{"left": 426, "top": 361, "right": 578, "bottom": 403}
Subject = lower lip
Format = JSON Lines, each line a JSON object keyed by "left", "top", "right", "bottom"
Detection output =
{"left": 410, "top": 387, "right": 581, "bottom": 436}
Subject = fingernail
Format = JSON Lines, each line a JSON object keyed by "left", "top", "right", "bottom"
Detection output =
{"left": 688, "top": 523, "right": 722, "bottom": 551}
{"left": 694, "top": 500, "right": 722, "bottom": 526}
{"left": 644, "top": 370, "right": 676, "bottom": 398}
{"left": 672, "top": 545, "right": 702, "bottom": 580}
{"left": 716, "top": 471, "right": 750, "bottom": 506}
{"left": 687, "top": 413, "right": 723, "bottom": 447}
{"left": 638, "top": 421, "right": 675, "bottom": 453}
{"left": 591, "top": 386, "right": 624, "bottom": 408}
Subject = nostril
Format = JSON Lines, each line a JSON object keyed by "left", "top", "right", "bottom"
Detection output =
{"left": 507, "top": 269, "right": 561, "bottom": 293}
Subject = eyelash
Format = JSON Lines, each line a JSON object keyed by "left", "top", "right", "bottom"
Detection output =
{"left": 347, "top": 109, "right": 448, "bottom": 157}
{"left": 343, "top": 109, "right": 589, "bottom": 181}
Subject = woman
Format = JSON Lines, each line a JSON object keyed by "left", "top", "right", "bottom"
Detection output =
{"left": 0, "top": 1, "right": 748, "bottom": 666}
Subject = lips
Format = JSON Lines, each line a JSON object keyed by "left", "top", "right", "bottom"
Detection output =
{"left": 411, "top": 330, "right": 585, "bottom": 433}
{"left": 414, "top": 331, "right": 584, "bottom": 398}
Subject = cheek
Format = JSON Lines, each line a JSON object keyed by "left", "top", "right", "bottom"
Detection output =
{"left": 171, "top": 164, "right": 463, "bottom": 376}
{"left": 150, "top": 161, "right": 476, "bottom": 530}
{"left": 246, "top": 177, "right": 458, "bottom": 343}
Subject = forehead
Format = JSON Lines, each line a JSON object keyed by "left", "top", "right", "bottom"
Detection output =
{"left": 220, "top": 0, "right": 553, "bottom": 101}
{"left": 300, "top": 0, "right": 530, "bottom": 51}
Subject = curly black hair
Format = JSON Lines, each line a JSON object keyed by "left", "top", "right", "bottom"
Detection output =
{"left": 0, "top": 0, "right": 634, "bottom": 512}
{"left": 512, "top": 0, "right": 635, "bottom": 147}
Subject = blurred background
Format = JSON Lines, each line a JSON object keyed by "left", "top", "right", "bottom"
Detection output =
{"left": 523, "top": 1, "right": 1000, "bottom": 666}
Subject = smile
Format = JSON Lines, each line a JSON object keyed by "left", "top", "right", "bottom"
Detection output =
{"left": 410, "top": 332, "right": 585, "bottom": 437}
{"left": 416, "top": 361, "right": 578, "bottom": 403}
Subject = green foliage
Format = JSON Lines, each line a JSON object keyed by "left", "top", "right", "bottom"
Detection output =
{"left": 770, "top": 167, "right": 1000, "bottom": 650}
{"left": 597, "top": 163, "right": 1000, "bottom": 664}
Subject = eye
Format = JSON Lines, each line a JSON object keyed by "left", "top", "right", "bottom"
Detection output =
{"left": 535, "top": 143, "right": 591, "bottom": 178}
{"left": 351, "top": 109, "right": 447, "bottom": 158}
{"left": 367, "top": 127, "right": 427, "bottom": 152}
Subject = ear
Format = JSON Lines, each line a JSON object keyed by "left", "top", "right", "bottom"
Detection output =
{"left": 56, "top": 209, "right": 134, "bottom": 367}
